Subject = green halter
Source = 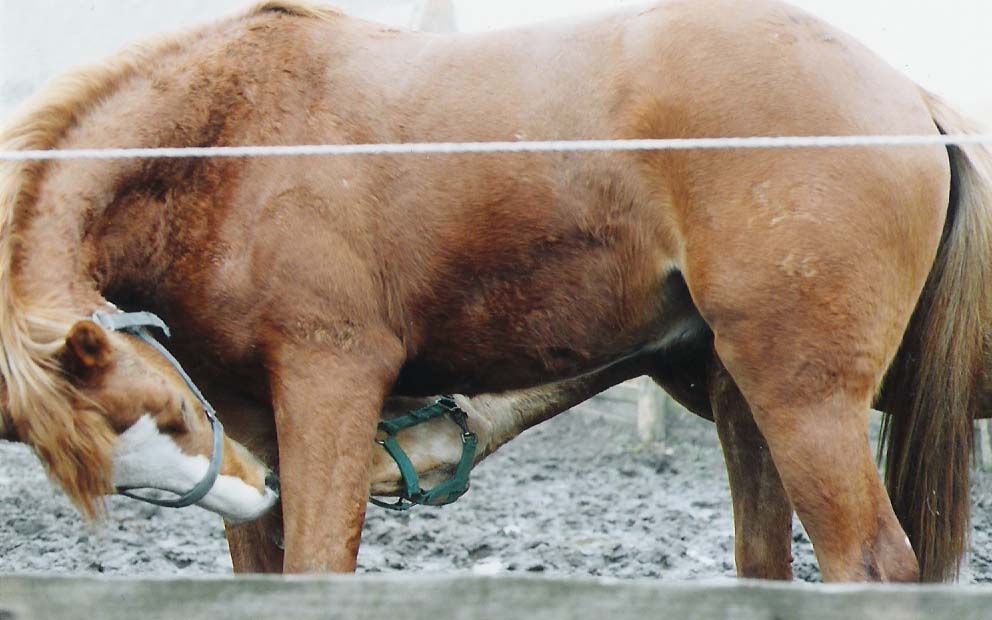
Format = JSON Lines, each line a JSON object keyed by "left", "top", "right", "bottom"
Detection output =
{"left": 370, "top": 396, "right": 478, "bottom": 511}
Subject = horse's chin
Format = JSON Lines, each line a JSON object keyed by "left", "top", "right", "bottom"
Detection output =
{"left": 199, "top": 479, "right": 279, "bottom": 524}
{"left": 369, "top": 463, "right": 458, "bottom": 497}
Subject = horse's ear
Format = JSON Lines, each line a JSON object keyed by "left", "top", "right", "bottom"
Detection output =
{"left": 59, "top": 320, "right": 113, "bottom": 379}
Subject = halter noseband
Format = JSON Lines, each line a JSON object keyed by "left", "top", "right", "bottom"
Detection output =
{"left": 91, "top": 311, "right": 224, "bottom": 509}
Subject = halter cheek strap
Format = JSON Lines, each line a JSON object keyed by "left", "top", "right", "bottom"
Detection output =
{"left": 370, "top": 396, "right": 477, "bottom": 511}
{"left": 91, "top": 311, "right": 224, "bottom": 509}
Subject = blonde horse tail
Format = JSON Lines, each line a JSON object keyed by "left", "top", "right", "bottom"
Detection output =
{"left": 879, "top": 91, "right": 992, "bottom": 581}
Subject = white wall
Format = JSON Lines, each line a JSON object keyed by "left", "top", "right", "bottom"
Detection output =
{"left": 785, "top": 0, "right": 990, "bottom": 121}
{"left": 452, "top": 0, "right": 991, "bottom": 123}
{"left": 0, "top": 0, "right": 427, "bottom": 118}
{"left": 415, "top": 0, "right": 456, "bottom": 34}
{"left": 1, "top": 0, "right": 988, "bottom": 123}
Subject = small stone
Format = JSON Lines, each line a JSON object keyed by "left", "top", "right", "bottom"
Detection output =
{"left": 12, "top": 519, "right": 45, "bottom": 536}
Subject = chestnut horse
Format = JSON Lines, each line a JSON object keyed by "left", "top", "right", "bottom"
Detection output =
{"left": 3, "top": 0, "right": 991, "bottom": 582}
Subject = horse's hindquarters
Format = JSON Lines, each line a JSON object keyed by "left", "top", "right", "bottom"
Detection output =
{"left": 677, "top": 138, "right": 949, "bottom": 581}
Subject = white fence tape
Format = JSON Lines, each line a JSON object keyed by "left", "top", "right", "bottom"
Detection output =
{"left": 2, "top": 134, "right": 991, "bottom": 162}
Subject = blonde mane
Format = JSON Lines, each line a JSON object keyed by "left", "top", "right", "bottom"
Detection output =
{"left": 248, "top": 0, "right": 342, "bottom": 21}
{"left": 0, "top": 0, "right": 333, "bottom": 517}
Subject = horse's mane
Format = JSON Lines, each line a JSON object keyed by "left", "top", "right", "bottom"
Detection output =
{"left": 249, "top": 1, "right": 342, "bottom": 21}
{"left": 0, "top": 1, "right": 333, "bottom": 518}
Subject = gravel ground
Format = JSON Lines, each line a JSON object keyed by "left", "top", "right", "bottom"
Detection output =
{"left": 2, "top": 397, "right": 992, "bottom": 582}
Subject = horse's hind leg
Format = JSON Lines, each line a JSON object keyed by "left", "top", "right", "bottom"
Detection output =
{"left": 693, "top": 255, "right": 930, "bottom": 581}
{"left": 680, "top": 150, "right": 948, "bottom": 581}
{"left": 709, "top": 358, "right": 794, "bottom": 580}
{"left": 694, "top": 254, "right": 926, "bottom": 580}
{"left": 700, "top": 284, "right": 922, "bottom": 581}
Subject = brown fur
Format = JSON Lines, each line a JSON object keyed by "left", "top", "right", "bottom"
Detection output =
{"left": 709, "top": 358, "right": 794, "bottom": 580}
{"left": 2, "top": 0, "right": 986, "bottom": 580}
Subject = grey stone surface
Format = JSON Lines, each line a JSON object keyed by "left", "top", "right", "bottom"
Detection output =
{"left": 4, "top": 574, "right": 992, "bottom": 620}
{"left": 3, "top": 397, "right": 992, "bottom": 583}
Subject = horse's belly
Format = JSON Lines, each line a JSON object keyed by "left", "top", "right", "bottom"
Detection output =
{"left": 394, "top": 271, "right": 699, "bottom": 397}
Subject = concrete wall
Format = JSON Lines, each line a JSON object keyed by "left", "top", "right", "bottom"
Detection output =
{"left": 5, "top": 574, "right": 992, "bottom": 620}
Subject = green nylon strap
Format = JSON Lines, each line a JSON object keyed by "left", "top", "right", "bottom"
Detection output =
{"left": 379, "top": 435, "right": 422, "bottom": 500}
{"left": 370, "top": 396, "right": 478, "bottom": 512}
{"left": 378, "top": 399, "right": 451, "bottom": 435}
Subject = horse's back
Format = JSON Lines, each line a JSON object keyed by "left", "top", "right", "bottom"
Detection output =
{"left": 33, "top": 0, "right": 951, "bottom": 384}
{"left": 58, "top": 0, "right": 951, "bottom": 390}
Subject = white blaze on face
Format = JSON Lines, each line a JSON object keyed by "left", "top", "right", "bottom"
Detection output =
{"left": 112, "top": 415, "right": 277, "bottom": 523}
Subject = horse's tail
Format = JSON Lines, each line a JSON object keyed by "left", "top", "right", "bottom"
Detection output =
{"left": 879, "top": 92, "right": 992, "bottom": 582}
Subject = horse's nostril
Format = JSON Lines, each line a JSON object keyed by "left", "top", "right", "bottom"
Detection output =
{"left": 265, "top": 472, "right": 280, "bottom": 494}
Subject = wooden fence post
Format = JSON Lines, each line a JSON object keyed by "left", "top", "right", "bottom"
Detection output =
{"left": 414, "top": 0, "right": 456, "bottom": 32}
{"left": 977, "top": 419, "right": 992, "bottom": 471}
{"left": 636, "top": 377, "right": 669, "bottom": 445}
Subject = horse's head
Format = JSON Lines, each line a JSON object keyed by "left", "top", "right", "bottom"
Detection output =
{"left": 53, "top": 318, "right": 278, "bottom": 523}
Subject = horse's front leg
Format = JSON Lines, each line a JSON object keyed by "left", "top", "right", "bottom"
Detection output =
{"left": 269, "top": 332, "right": 404, "bottom": 573}
{"left": 709, "top": 357, "right": 794, "bottom": 580}
{"left": 225, "top": 506, "right": 285, "bottom": 573}
{"left": 208, "top": 392, "right": 286, "bottom": 573}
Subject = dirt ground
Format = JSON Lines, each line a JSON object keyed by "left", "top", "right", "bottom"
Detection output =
{"left": 3, "top": 396, "right": 992, "bottom": 582}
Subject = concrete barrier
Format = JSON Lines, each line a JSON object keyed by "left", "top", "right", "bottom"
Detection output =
{"left": 3, "top": 575, "right": 992, "bottom": 620}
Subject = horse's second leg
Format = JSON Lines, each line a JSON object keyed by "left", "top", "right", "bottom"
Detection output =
{"left": 746, "top": 388, "right": 916, "bottom": 581}
{"left": 697, "top": 252, "right": 920, "bottom": 580}
{"left": 225, "top": 508, "right": 285, "bottom": 573}
{"left": 681, "top": 138, "right": 947, "bottom": 581}
{"left": 709, "top": 357, "right": 793, "bottom": 580}
{"left": 210, "top": 394, "right": 285, "bottom": 573}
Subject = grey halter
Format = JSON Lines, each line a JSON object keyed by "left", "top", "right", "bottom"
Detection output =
{"left": 91, "top": 311, "right": 224, "bottom": 509}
